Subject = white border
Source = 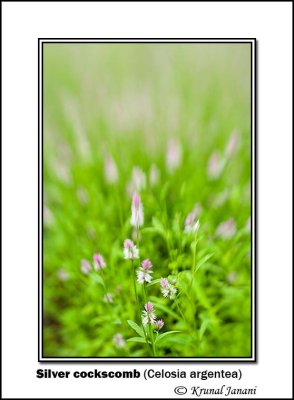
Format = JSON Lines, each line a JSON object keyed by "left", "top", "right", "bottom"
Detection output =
{"left": 38, "top": 38, "right": 256, "bottom": 362}
{"left": 3, "top": 2, "right": 292, "bottom": 398}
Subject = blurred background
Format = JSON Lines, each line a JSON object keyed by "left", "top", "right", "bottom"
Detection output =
{"left": 43, "top": 43, "right": 252, "bottom": 357}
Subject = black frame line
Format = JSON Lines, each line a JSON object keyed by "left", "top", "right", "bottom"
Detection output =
{"left": 38, "top": 37, "right": 256, "bottom": 41}
{"left": 38, "top": 38, "right": 257, "bottom": 363}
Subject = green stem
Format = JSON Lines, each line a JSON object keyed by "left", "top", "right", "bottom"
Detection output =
{"left": 142, "top": 283, "right": 157, "bottom": 356}
{"left": 135, "top": 236, "right": 153, "bottom": 357}
{"left": 174, "top": 295, "right": 188, "bottom": 327}
{"left": 143, "top": 324, "right": 152, "bottom": 356}
{"left": 148, "top": 323, "right": 156, "bottom": 356}
{"left": 192, "top": 233, "right": 198, "bottom": 273}
{"left": 166, "top": 231, "right": 173, "bottom": 262}
{"left": 190, "top": 231, "right": 198, "bottom": 289}
{"left": 132, "top": 263, "right": 151, "bottom": 356}
{"left": 115, "top": 186, "right": 124, "bottom": 230}
{"left": 131, "top": 259, "right": 140, "bottom": 319}
{"left": 190, "top": 231, "right": 198, "bottom": 330}
{"left": 141, "top": 283, "right": 153, "bottom": 354}
{"left": 100, "top": 269, "right": 114, "bottom": 319}
{"left": 136, "top": 229, "right": 140, "bottom": 259}
{"left": 151, "top": 325, "right": 157, "bottom": 356}
{"left": 142, "top": 283, "right": 147, "bottom": 303}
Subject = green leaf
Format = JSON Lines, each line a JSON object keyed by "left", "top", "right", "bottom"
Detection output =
{"left": 156, "top": 331, "right": 181, "bottom": 344}
{"left": 174, "top": 271, "right": 191, "bottom": 291}
{"left": 127, "top": 337, "right": 149, "bottom": 344}
{"left": 91, "top": 273, "right": 105, "bottom": 287}
{"left": 150, "top": 298, "right": 180, "bottom": 320}
{"left": 160, "top": 181, "right": 170, "bottom": 203}
{"left": 127, "top": 320, "right": 144, "bottom": 338}
{"left": 147, "top": 278, "right": 162, "bottom": 287}
{"left": 152, "top": 217, "right": 167, "bottom": 239}
{"left": 199, "top": 319, "right": 210, "bottom": 340}
{"left": 190, "top": 238, "right": 199, "bottom": 250}
{"left": 141, "top": 227, "right": 158, "bottom": 235}
{"left": 196, "top": 254, "right": 213, "bottom": 272}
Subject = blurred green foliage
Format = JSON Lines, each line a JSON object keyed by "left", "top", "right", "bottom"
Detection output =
{"left": 43, "top": 43, "right": 252, "bottom": 357}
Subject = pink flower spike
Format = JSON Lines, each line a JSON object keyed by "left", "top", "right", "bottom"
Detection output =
{"left": 113, "top": 333, "right": 126, "bottom": 348}
{"left": 207, "top": 151, "right": 224, "bottom": 179}
{"left": 142, "top": 302, "right": 156, "bottom": 325}
{"left": 104, "top": 154, "right": 119, "bottom": 184}
{"left": 160, "top": 278, "right": 177, "bottom": 300}
{"left": 93, "top": 253, "right": 106, "bottom": 270}
{"left": 156, "top": 319, "right": 164, "bottom": 330}
{"left": 137, "top": 259, "right": 153, "bottom": 284}
{"left": 149, "top": 164, "right": 160, "bottom": 187}
{"left": 132, "top": 193, "right": 141, "bottom": 208}
{"left": 81, "top": 259, "right": 91, "bottom": 274}
{"left": 103, "top": 293, "right": 113, "bottom": 303}
{"left": 145, "top": 302, "right": 154, "bottom": 312}
{"left": 141, "top": 259, "right": 152, "bottom": 270}
{"left": 225, "top": 130, "right": 240, "bottom": 157}
{"left": 131, "top": 192, "right": 144, "bottom": 228}
{"left": 123, "top": 238, "right": 139, "bottom": 260}
{"left": 185, "top": 211, "right": 196, "bottom": 226}
{"left": 57, "top": 268, "right": 69, "bottom": 281}
{"left": 160, "top": 278, "right": 169, "bottom": 288}
{"left": 126, "top": 166, "right": 146, "bottom": 196}
{"left": 184, "top": 204, "right": 201, "bottom": 233}
{"left": 185, "top": 203, "right": 201, "bottom": 227}
{"left": 166, "top": 138, "right": 182, "bottom": 173}
{"left": 216, "top": 218, "right": 236, "bottom": 239}
{"left": 124, "top": 239, "right": 133, "bottom": 249}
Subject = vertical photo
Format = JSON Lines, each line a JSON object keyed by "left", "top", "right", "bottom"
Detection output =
{"left": 41, "top": 41, "right": 254, "bottom": 359}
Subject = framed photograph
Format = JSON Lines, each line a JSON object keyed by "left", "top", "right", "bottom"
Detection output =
{"left": 39, "top": 39, "right": 256, "bottom": 361}
{"left": 2, "top": 2, "right": 293, "bottom": 399}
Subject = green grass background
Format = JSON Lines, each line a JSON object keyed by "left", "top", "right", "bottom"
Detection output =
{"left": 43, "top": 43, "right": 252, "bottom": 357}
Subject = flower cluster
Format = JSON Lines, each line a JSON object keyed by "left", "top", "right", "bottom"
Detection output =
{"left": 142, "top": 301, "right": 156, "bottom": 325}
{"left": 160, "top": 278, "right": 177, "bottom": 300}
{"left": 216, "top": 218, "right": 236, "bottom": 239}
{"left": 207, "top": 151, "right": 224, "bottom": 179}
{"left": 137, "top": 259, "right": 153, "bottom": 284}
{"left": 131, "top": 193, "right": 144, "bottom": 229}
{"left": 185, "top": 214, "right": 200, "bottom": 234}
{"left": 149, "top": 164, "right": 160, "bottom": 187}
{"left": 155, "top": 319, "right": 164, "bottom": 331}
{"left": 123, "top": 239, "right": 139, "bottom": 260}
{"left": 113, "top": 333, "right": 126, "bottom": 348}
{"left": 103, "top": 293, "right": 113, "bottom": 303}
{"left": 73, "top": 129, "right": 246, "bottom": 357}
{"left": 184, "top": 204, "right": 201, "bottom": 233}
{"left": 207, "top": 130, "right": 240, "bottom": 179}
{"left": 142, "top": 302, "right": 164, "bottom": 330}
{"left": 104, "top": 153, "right": 119, "bottom": 184}
{"left": 225, "top": 130, "right": 240, "bottom": 157}
{"left": 126, "top": 166, "right": 146, "bottom": 196}
{"left": 57, "top": 268, "right": 69, "bottom": 281}
{"left": 80, "top": 253, "right": 107, "bottom": 274}
{"left": 80, "top": 259, "right": 91, "bottom": 274}
{"left": 166, "top": 138, "right": 182, "bottom": 173}
{"left": 93, "top": 253, "right": 106, "bottom": 270}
